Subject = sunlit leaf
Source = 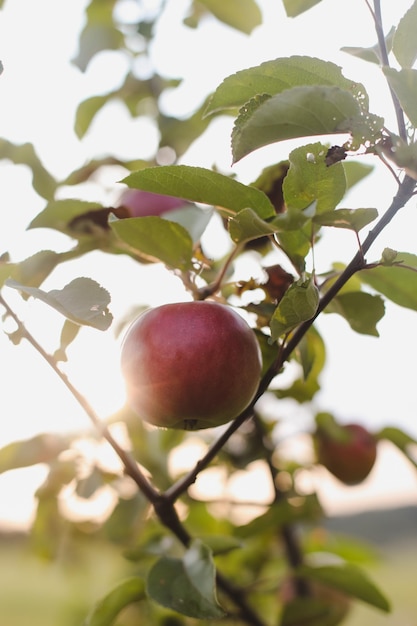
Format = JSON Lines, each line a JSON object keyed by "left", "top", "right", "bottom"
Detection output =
{"left": 205, "top": 56, "right": 368, "bottom": 116}
{"left": 358, "top": 252, "right": 417, "bottom": 310}
{"left": 342, "top": 161, "right": 374, "bottom": 190}
{"left": 75, "top": 95, "right": 109, "bottom": 139}
{"left": 283, "top": 143, "right": 346, "bottom": 213}
{"left": 84, "top": 577, "right": 145, "bottom": 626}
{"left": 147, "top": 540, "right": 225, "bottom": 619}
{"left": 0, "top": 434, "right": 68, "bottom": 474}
{"left": 6, "top": 277, "right": 113, "bottom": 330}
{"left": 29, "top": 199, "right": 104, "bottom": 234}
{"left": 325, "top": 291, "right": 385, "bottom": 336}
{"left": 383, "top": 67, "right": 417, "bottom": 126}
{"left": 110, "top": 216, "right": 194, "bottom": 270}
{"left": 299, "top": 563, "right": 391, "bottom": 612}
{"left": 341, "top": 27, "right": 395, "bottom": 65}
{"left": 164, "top": 204, "right": 213, "bottom": 243}
{"left": 0, "top": 138, "right": 56, "bottom": 199}
{"left": 72, "top": 0, "right": 123, "bottom": 71}
{"left": 53, "top": 319, "right": 81, "bottom": 362}
{"left": 377, "top": 426, "right": 417, "bottom": 469}
{"left": 122, "top": 165, "right": 275, "bottom": 219}
{"left": 270, "top": 277, "right": 319, "bottom": 341}
{"left": 282, "top": 0, "right": 323, "bottom": 17}
{"left": 393, "top": 1, "right": 417, "bottom": 68}
{"left": 199, "top": 0, "right": 262, "bottom": 34}
{"left": 231, "top": 86, "right": 361, "bottom": 162}
{"left": 313, "top": 208, "right": 378, "bottom": 232}
{"left": 228, "top": 208, "right": 280, "bottom": 243}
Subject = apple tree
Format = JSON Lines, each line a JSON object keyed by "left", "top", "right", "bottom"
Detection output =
{"left": 1, "top": 0, "right": 417, "bottom": 625}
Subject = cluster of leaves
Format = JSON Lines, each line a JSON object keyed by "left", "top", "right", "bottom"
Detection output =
{"left": 2, "top": 1, "right": 417, "bottom": 625}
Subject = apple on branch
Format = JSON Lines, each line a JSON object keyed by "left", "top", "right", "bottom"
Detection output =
{"left": 120, "top": 301, "right": 262, "bottom": 430}
{"left": 313, "top": 413, "right": 377, "bottom": 485}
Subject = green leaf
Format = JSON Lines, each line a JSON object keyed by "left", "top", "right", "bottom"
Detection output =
{"left": 393, "top": 1, "right": 417, "bottom": 68}
{"left": 358, "top": 252, "right": 417, "bottom": 310}
{"left": 231, "top": 86, "right": 362, "bottom": 162}
{"left": 276, "top": 326, "right": 325, "bottom": 402}
{"left": 313, "top": 208, "right": 378, "bottom": 232}
{"left": 343, "top": 161, "right": 374, "bottom": 190}
{"left": 147, "top": 540, "right": 225, "bottom": 619}
{"left": 0, "top": 434, "right": 68, "bottom": 475}
{"left": 0, "top": 139, "right": 56, "bottom": 200}
{"left": 6, "top": 277, "right": 113, "bottom": 330}
{"left": 270, "top": 276, "right": 319, "bottom": 341}
{"left": 29, "top": 199, "right": 104, "bottom": 234}
{"left": 205, "top": 56, "right": 368, "bottom": 117}
{"left": 72, "top": 0, "right": 123, "bottom": 72}
{"left": 282, "top": 0, "right": 323, "bottom": 17}
{"left": 377, "top": 426, "right": 417, "bottom": 469}
{"left": 383, "top": 68, "right": 417, "bottom": 126}
{"left": 122, "top": 165, "right": 275, "bottom": 219}
{"left": 236, "top": 494, "right": 323, "bottom": 538}
{"left": 228, "top": 208, "right": 280, "bottom": 243}
{"left": 341, "top": 27, "right": 395, "bottom": 65}
{"left": 53, "top": 319, "right": 81, "bottom": 362}
{"left": 299, "top": 563, "right": 391, "bottom": 612}
{"left": 75, "top": 95, "right": 109, "bottom": 139}
{"left": 84, "top": 577, "right": 145, "bottom": 626}
{"left": 325, "top": 291, "right": 385, "bottom": 336}
{"left": 163, "top": 204, "right": 213, "bottom": 243}
{"left": 110, "top": 216, "right": 194, "bottom": 270}
{"left": 283, "top": 143, "right": 346, "bottom": 214}
{"left": 199, "top": 0, "right": 262, "bottom": 34}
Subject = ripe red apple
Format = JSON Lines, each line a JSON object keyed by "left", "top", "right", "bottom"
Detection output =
{"left": 115, "top": 189, "right": 193, "bottom": 218}
{"left": 120, "top": 301, "right": 262, "bottom": 430}
{"left": 314, "top": 416, "right": 377, "bottom": 485}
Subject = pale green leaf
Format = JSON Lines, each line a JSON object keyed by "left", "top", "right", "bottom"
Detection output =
{"left": 205, "top": 56, "right": 368, "bottom": 116}
{"left": 282, "top": 0, "right": 323, "bottom": 17}
{"left": 341, "top": 27, "right": 395, "bottom": 65}
{"left": 199, "top": 0, "right": 262, "bottom": 34}
{"left": 228, "top": 208, "right": 279, "bottom": 243}
{"left": 325, "top": 291, "right": 385, "bottom": 336}
{"left": 0, "top": 139, "right": 56, "bottom": 200}
{"left": 313, "top": 208, "right": 378, "bottom": 232}
{"left": 393, "top": 1, "right": 417, "bottom": 68}
{"left": 84, "top": 577, "right": 145, "bottom": 626}
{"left": 6, "top": 277, "right": 112, "bottom": 330}
{"left": 122, "top": 165, "right": 275, "bottom": 219}
{"left": 28, "top": 199, "right": 104, "bottom": 234}
{"left": 110, "top": 216, "right": 194, "bottom": 270}
{"left": 270, "top": 277, "right": 319, "bottom": 341}
{"left": 358, "top": 252, "right": 417, "bottom": 310}
{"left": 377, "top": 426, "right": 417, "bottom": 468}
{"left": 299, "top": 563, "right": 390, "bottom": 612}
{"left": 232, "top": 86, "right": 361, "bottom": 163}
{"left": 75, "top": 95, "right": 109, "bottom": 139}
{"left": 383, "top": 67, "right": 417, "bottom": 126}
{"left": 0, "top": 434, "right": 68, "bottom": 475}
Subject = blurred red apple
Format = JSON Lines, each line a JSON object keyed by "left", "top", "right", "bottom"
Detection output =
{"left": 116, "top": 189, "right": 193, "bottom": 218}
{"left": 120, "top": 301, "right": 262, "bottom": 430}
{"left": 314, "top": 415, "right": 377, "bottom": 485}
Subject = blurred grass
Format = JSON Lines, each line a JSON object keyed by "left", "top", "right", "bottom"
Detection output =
{"left": 0, "top": 513, "right": 416, "bottom": 626}
{"left": 0, "top": 534, "right": 131, "bottom": 626}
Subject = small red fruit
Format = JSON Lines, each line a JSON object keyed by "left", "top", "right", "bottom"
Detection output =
{"left": 116, "top": 189, "right": 192, "bottom": 218}
{"left": 120, "top": 301, "right": 262, "bottom": 430}
{"left": 314, "top": 416, "right": 377, "bottom": 485}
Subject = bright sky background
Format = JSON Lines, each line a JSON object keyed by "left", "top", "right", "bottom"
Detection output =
{"left": 1, "top": 0, "right": 417, "bottom": 528}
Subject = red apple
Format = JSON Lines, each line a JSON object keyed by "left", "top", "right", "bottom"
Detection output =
{"left": 120, "top": 301, "right": 262, "bottom": 430}
{"left": 314, "top": 417, "right": 377, "bottom": 485}
{"left": 115, "top": 189, "right": 193, "bottom": 218}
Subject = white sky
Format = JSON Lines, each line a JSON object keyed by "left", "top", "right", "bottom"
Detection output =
{"left": 1, "top": 0, "right": 417, "bottom": 528}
